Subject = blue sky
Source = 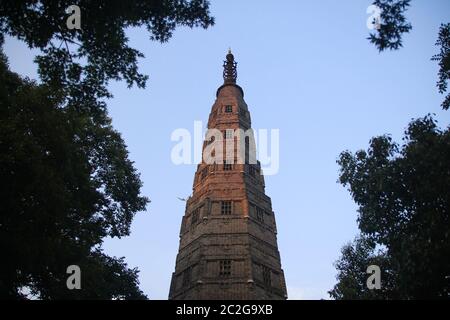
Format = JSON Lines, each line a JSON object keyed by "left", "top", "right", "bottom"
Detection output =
{"left": 4, "top": 0, "right": 450, "bottom": 299}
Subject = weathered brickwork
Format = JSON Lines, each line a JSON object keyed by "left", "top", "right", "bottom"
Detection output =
{"left": 169, "top": 52, "right": 287, "bottom": 300}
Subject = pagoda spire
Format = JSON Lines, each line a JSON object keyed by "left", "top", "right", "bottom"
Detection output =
{"left": 223, "top": 49, "right": 237, "bottom": 84}
{"left": 169, "top": 53, "right": 287, "bottom": 300}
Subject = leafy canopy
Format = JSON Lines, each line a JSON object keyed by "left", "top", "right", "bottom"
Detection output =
{"left": 328, "top": 236, "right": 398, "bottom": 300}
{"left": 332, "top": 116, "right": 450, "bottom": 299}
{"left": 0, "top": 49, "right": 148, "bottom": 298}
{"left": 432, "top": 23, "right": 450, "bottom": 110}
{"left": 368, "top": 0, "right": 412, "bottom": 52}
{"left": 368, "top": 2, "right": 449, "bottom": 110}
{"left": 0, "top": 0, "right": 215, "bottom": 299}
{"left": 0, "top": 0, "right": 214, "bottom": 117}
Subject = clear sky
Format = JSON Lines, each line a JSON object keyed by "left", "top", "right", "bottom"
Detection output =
{"left": 4, "top": 0, "right": 450, "bottom": 299}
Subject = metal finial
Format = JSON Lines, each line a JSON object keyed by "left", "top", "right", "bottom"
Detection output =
{"left": 223, "top": 50, "right": 237, "bottom": 84}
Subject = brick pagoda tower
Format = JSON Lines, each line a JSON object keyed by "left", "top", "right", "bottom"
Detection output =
{"left": 169, "top": 51, "right": 287, "bottom": 300}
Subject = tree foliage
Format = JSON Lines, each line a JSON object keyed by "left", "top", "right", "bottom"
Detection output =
{"left": 368, "top": 0, "right": 412, "bottom": 51}
{"left": 0, "top": 0, "right": 215, "bottom": 299}
{"left": 0, "top": 0, "right": 214, "bottom": 113}
{"left": 432, "top": 23, "right": 450, "bottom": 110}
{"left": 328, "top": 236, "right": 398, "bottom": 300}
{"left": 332, "top": 116, "right": 450, "bottom": 299}
{"left": 0, "top": 47, "right": 148, "bottom": 299}
{"left": 368, "top": 2, "right": 450, "bottom": 110}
